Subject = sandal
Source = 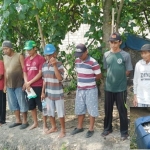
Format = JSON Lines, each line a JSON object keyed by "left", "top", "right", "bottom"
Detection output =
{"left": 101, "top": 130, "right": 113, "bottom": 136}
{"left": 86, "top": 130, "right": 94, "bottom": 138}
{"left": 9, "top": 123, "right": 22, "bottom": 128}
{"left": 71, "top": 128, "right": 84, "bottom": 135}
{"left": 20, "top": 123, "right": 29, "bottom": 130}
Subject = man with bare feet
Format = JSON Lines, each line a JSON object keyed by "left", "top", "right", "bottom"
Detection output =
{"left": 41, "top": 44, "right": 65, "bottom": 138}
{"left": 23, "top": 40, "right": 45, "bottom": 130}
{"left": 2, "top": 40, "right": 29, "bottom": 129}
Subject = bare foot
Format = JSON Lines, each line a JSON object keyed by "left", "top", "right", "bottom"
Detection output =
{"left": 58, "top": 131, "right": 66, "bottom": 138}
{"left": 0, "top": 123, "right": 2, "bottom": 126}
{"left": 43, "top": 127, "right": 48, "bottom": 134}
{"left": 46, "top": 127, "right": 57, "bottom": 134}
{"left": 29, "top": 124, "right": 38, "bottom": 130}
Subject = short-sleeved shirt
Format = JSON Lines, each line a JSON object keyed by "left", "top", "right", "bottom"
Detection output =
{"left": 42, "top": 60, "right": 64, "bottom": 100}
{"left": 24, "top": 54, "right": 45, "bottom": 87}
{"left": 0, "top": 60, "right": 4, "bottom": 90}
{"left": 75, "top": 56, "right": 101, "bottom": 89}
{"left": 103, "top": 50, "right": 133, "bottom": 92}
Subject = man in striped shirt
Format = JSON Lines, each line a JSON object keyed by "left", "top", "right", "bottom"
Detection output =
{"left": 71, "top": 43, "right": 102, "bottom": 138}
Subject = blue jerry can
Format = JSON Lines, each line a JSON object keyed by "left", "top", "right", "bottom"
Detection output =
{"left": 134, "top": 116, "right": 150, "bottom": 149}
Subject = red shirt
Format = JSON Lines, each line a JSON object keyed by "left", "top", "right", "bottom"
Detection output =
{"left": 0, "top": 60, "right": 4, "bottom": 90}
{"left": 23, "top": 54, "right": 45, "bottom": 87}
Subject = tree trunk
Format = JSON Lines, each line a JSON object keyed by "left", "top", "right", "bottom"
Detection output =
{"left": 102, "top": 0, "right": 113, "bottom": 51}
{"left": 36, "top": 15, "right": 45, "bottom": 50}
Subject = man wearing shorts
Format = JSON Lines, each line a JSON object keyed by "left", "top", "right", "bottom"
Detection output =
{"left": 71, "top": 43, "right": 102, "bottom": 138}
{"left": 23, "top": 40, "right": 45, "bottom": 130}
{"left": 41, "top": 44, "right": 65, "bottom": 138}
{"left": 2, "top": 40, "right": 29, "bottom": 129}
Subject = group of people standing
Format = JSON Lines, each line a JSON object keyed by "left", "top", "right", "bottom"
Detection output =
{"left": 0, "top": 32, "right": 150, "bottom": 141}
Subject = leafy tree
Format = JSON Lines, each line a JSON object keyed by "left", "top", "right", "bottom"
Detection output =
{"left": 1, "top": 0, "right": 150, "bottom": 92}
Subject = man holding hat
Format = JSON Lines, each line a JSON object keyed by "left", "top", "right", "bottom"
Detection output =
{"left": 23, "top": 40, "right": 45, "bottom": 130}
{"left": 2, "top": 40, "right": 29, "bottom": 129}
{"left": 102, "top": 32, "right": 133, "bottom": 140}
{"left": 133, "top": 44, "right": 150, "bottom": 107}
{"left": 71, "top": 43, "right": 102, "bottom": 138}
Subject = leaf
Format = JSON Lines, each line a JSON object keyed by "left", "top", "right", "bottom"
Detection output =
{"left": 34, "top": 1, "right": 43, "bottom": 9}
{"left": 3, "top": 11, "right": 10, "bottom": 19}
{"left": 18, "top": 13, "right": 26, "bottom": 20}
{"left": 19, "top": 0, "right": 29, "bottom": 4}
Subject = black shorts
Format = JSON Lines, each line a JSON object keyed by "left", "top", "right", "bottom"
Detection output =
{"left": 26, "top": 87, "right": 42, "bottom": 112}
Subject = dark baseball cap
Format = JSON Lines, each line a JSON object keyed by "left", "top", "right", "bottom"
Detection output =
{"left": 140, "top": 44, "right": 150, "bottom": 51}
{"left": 74, "top": 43, "right": 87, "bottom": 57}
{"left": 109, "top": 32, "right": 121, "bottom": 41}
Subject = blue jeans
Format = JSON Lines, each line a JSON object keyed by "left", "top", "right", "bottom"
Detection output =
{"left": 7, "top": 87, "right": 28, "bottom": 112}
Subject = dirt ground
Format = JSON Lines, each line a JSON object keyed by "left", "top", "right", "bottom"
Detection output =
{"left": 0, "top": 83, "right": 133, "bottom": 150}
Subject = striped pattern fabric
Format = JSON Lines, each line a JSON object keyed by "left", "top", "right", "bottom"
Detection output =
{"left": 75, "top": 56, "right": 101, "bottom": 89}
{"left": 42, "top": 61, "right": 64, "bottom": 100}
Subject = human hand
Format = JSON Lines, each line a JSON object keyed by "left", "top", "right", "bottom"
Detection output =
{"left": 133, "top": 95, "right": 138, "bottom": 107}
{"left": 22, "top": 83, "right": 26, "bottom": 91}
{"left": 3, "top": 86, "right": 6, "bottom": 93}
{"left": 41, "top": 92, "right": 45, "bottom": 100}
{"left": 25, "top": 82, "right": 31, "bottom": 90}
{"left": 50, "top": 57, "right": 57, "bottom": 66}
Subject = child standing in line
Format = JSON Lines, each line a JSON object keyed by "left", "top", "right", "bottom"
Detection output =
{"left": 133, "top": 44, "right": 150, "bottom": 107}
{"left": 0, "top": 59, "right": 6, "bottom": 126}
{"left": 41, "top": 44, "right": 65, "bottom": 138}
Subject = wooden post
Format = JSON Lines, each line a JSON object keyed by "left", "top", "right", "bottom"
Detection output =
{"left": 111, "top": 8, "right": 115, "bottom": 33}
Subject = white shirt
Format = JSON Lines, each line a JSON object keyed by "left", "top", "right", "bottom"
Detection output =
{"left": 133, "top": 59, "right": 150, "bottom": 104}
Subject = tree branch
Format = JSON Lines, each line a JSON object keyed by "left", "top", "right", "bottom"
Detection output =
{"left": 116, "top": 0, "right": 124, "bottom": 32}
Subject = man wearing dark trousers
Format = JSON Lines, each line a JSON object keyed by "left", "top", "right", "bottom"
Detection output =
{"left": 101, "top": 32, "right": 133, "bottom": 140}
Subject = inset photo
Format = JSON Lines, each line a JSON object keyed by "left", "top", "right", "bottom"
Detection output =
{"left": 130, "top": 107, "right": 150, "bottom": 149}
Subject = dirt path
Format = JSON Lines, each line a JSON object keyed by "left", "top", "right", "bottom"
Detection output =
{"left": 0, "top": 88, "right": 131, "bottom": 150}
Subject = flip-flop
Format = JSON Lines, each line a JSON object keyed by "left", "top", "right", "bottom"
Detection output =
{"left": 9, "top": 123, "right": 22, "bottom": 128}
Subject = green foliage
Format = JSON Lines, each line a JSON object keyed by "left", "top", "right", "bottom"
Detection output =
{"left": 58, "top": 43, "right": 104, "bottom": 93}
{"left": 57, "top": 44, "right": 77, "bottom": 93}
{"left": 1, "top": 0, "right": 150, "bottom": 93}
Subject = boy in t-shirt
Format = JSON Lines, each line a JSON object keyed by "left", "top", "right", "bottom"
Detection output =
{"left": 0, "top": 59, "right": 6, "bottom": 125}
{"left": 41, "top": 44, "right": 65, "bottom": 138}
{"left": 133, "top": 44, "right": 150, "bottom": 107}
{"left": 102, "top": 33, "right": 133, "bottom": 140}
{"left": 23, "top": 40, "right": 45, "bottom": 130}
{"left": 71, "top": 43, "right": 102, "bottom": 138}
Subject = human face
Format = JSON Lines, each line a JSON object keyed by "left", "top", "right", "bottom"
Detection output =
{"left": 109, "top": 40, "right": 122, "bottom": 52}
{"left": 79, "top": 50, "right": 88, "bottom": 61}
{"left": 140, "top": 51, "right": 150, "bottom": 63}
{"left": 2, "top": 47, "right": 13, "bottom": 56}
{"left": 45, "top": 53, "right": 56, "bottom": 62}
{"left": 27, "top": 47, "right": 37, "bottom": 57}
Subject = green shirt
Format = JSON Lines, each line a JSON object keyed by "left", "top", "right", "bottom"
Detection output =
{"left": 103, "top": 50, "right": 133, "bottom": 92}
